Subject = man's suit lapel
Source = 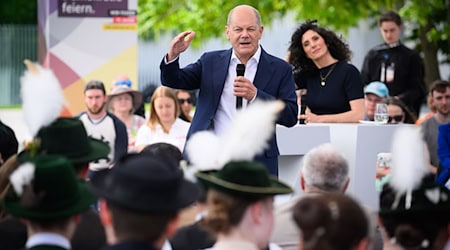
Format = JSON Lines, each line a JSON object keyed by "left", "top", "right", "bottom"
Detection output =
{"left": 253, "top": 48, "right": 273, "bottom": 90}
{"left": 212, "top": 49, "right": 232, "bottom": 104}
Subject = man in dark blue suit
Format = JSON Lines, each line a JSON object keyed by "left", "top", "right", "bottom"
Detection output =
{"left": 160, "top": 4, "right": 298, "bottom": 176}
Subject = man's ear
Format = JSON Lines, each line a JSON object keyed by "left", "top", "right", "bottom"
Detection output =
{"left": 225, "top": 26, "right": 230, "bottom": 40}
{"left": 355, "top": 238, "right": 369, "bottom": 250}
{"left": 250, "top": 201, "right": 263, "bottom": 224}
{"left": 164, "top": 214, "right": 180, "bottom": 238}
{"left": 300, "top": 173, "right": 306, "bottom": 191}
{"left": 99, "top": 199, "right": 112, "bottom": 227}
{"left": 71, "top": 214, "right": 81, "bottom": 223}
{"left": 342, "top": 177, "right": 350, "bottom": 192}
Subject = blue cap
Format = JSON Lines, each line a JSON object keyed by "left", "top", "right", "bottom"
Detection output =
{"left": 364, "top": 81, "right": 389, "bottom": 98}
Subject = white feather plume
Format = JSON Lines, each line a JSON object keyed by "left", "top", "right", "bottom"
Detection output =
{"left": 21, "top": 60, "right": 65, "bottom": 137}
{"left": 9, "top": 162, "right": 35, "bottom": 195}
{"left": 185, "top": 131, "right": 221, "bottom": 171}
{"left": 186, "top": 100, "right": 284, "bottom": 173}
{"left": 390, "top": 127, "right": 430, "bottom": 194}
{"left": 217, "top": 100, "right": 284, "bottom": 166}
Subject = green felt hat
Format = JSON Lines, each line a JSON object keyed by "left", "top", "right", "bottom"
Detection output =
{"left": 18, "top": 118, "right": 110, "bottom": 165}
{"left": 195, "top": 161, "right": 293, "bottom": 197}
{"left": 3, "top": 155, "right": 95, "bottom": 220}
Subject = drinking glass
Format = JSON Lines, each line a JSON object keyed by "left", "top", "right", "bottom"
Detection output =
{"left": 374, "top": 103, "right": 388, "bottom": 124}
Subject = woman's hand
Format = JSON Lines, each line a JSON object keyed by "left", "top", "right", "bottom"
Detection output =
{"left": 305, "top": 111, "right": 320, "bottom": 123}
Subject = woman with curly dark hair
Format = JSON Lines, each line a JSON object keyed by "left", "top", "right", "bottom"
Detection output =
{"left": 288, "top": 20, "right": 365, "bottom": 123}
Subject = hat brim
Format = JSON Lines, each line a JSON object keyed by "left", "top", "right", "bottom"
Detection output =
{"left": 364, "top": 90, "right": 384, "bottom": 98}
{"left": 17, "top": 137, "right": 110, "bottom": 165}
{"left": 108, "top": 90, "right": 143, "bottom": 111}
{"left": 69, "top": 137, "right": 110, "bottom": 165}
{"left": 89, "top": 170, "right": 200, "bottom": 213}
{"left": 195, "top": 171, "right": 293, "bottom": 197}
{"left": 3, "top": 180, "right": 95, "bottom": 220}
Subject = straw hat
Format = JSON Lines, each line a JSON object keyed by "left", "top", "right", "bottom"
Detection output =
{"left": 108, "top": 85, "right": 143, "bottom": 111}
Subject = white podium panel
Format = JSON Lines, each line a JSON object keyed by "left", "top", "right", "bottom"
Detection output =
{"left": 276, "top": 123, "right": 411, "bottom": 210}
{"left": 277, "top": 125, "right": 330, "bottom": 192}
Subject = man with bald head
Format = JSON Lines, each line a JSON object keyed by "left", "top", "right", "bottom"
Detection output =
{"left": 160, "top": 5, "right": 298, "bottom": 176}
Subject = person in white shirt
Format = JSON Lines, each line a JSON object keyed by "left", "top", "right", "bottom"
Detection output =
{"left": 135, "top": 86, "right": 190, "bottom": 152}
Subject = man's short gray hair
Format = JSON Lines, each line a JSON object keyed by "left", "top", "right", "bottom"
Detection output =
{"left": 227, "top": 5, "right": 262, "bottom": 26}
{"left": 301, "top": 143, "right": 349, "bottom": 192}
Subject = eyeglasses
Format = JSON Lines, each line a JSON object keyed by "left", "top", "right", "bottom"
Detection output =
{"left": 178, "top": 98, "right": 193, "bottom": 104}
{"left": 115, "top": 79, "right": 132, "bottom": 87}
{"left": 388, "top": 115, "right": 404, "bottom": 123}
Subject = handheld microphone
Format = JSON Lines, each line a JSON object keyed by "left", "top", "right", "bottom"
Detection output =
{"left": 236, "top": 64, "right": 245, "bottom": 109}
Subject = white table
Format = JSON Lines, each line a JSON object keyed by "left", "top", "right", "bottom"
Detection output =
{"left": 276, "top": 123, "right": 412, "bottom": 210}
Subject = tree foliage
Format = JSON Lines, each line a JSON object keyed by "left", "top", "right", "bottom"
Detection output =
{"left": 138, "top": 0, "right": 449, "bottom": 82}
{"left": 0, "top": 0, "right": 37, "bottom": 24}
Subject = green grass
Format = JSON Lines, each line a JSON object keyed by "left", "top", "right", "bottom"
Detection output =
{"left": 0, "top": 105, "right": 21, "bottom": 109}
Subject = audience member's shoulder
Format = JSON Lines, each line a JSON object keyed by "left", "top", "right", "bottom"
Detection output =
{"left": 370, "top": 43, "right": 390, "bottom": 53}
{"left": 175, "top": 117, "right": 191, "bottom": 127}
{"left": 339, "top": 61, "right": 361, "bottom": 74}
{"left": 76, "top": 111, "right": 87, "bottom": 119}
{"left": 398, "top": 43, "right": 418, "bottom": 54}
{"left": 419, "top": 115, "right": 436, "bottom": 128}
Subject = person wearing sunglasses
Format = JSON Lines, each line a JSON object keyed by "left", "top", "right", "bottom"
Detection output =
{"left": 386, "top": 97, "right": 417, "bottom": 124}
{"left": 175, "top": 90, "right": 194, "bottom": 123}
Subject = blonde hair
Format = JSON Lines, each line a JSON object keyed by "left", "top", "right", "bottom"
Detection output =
{"left": 147, "top": 86, "right": 180, "bottom": 133}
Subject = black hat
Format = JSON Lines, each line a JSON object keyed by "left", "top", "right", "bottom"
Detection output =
{"left": 0, "top": 121, "right": 18, "bottom": 163}
{"left": 18, "top": 118, "right": 110, "bottom": 165}
{"left": 195, "top": 161, "right": 293, "bottom": 198}
{"left": 89, "top": 153, "right": 200, "bottom": 213}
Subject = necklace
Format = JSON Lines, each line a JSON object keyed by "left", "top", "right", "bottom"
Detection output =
{"left": 319, "top": 63, "right": 337, "bottom": 86}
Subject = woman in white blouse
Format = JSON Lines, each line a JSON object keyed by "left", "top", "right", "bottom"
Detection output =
{"left": 135, "top": 86, "right": 190, "bottom": 152}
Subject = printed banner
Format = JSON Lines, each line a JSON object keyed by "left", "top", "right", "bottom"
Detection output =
{"left": 39, "top": 0, "right": 138, "bottom": 116}
{"left": 58, "top": 0, "right": 129, "bottom": 18}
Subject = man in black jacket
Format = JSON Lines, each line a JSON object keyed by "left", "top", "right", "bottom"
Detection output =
{"left": 361, "top": 11, "right": 426, "bottom": 117}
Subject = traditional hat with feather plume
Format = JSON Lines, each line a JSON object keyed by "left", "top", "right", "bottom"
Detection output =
{"left": 184, "top": 100, "right": 293, "bottom": 196}
{"left": 3, "top": 155, "right": 95, "bottom": 219}
{"left": 379, "top": 127, "right": 450, "bottom": 214}
{"left": 20, "top": 60, "right": 65, "bottom": 157}
{"left": 379, "top": 127, "right": 450, "bottom": 249}
{"left": 0, "top": 60, "right": 66, "bottom": 207}
{"left": 16, "top": 60, "right": 109, "bottom": 165}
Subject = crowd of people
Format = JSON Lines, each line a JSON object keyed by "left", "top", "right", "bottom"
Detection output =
{"left": 1, "top": 3, "right": 450, "bottom": 250}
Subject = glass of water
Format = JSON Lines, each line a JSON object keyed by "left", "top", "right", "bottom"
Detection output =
{"left": 374, "top": 103, "right": 389, "bottom": 124}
